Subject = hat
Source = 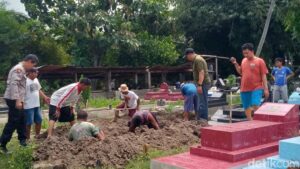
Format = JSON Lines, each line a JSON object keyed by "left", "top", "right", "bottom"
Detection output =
{"left": 119, "top": 84, "right": 129, "bottom": 92}
{"left": 183, "top": 48, "right": 195, "bottom": 58}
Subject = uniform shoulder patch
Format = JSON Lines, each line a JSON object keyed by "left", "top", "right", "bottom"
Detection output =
{"left": 15, "top": 69, "right": 22, "bottom": 73}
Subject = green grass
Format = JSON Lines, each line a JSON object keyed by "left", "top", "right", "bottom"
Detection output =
{"left": 125, "top": 147, "right": 187, "bottom": 169}
{"left": 165, "top": 100, "right": 183, "bottom": 113}
{"left": 0, "top": 125, "right": 34, "bottom": 169}
{"left": 88, "top": 98, "right": 120, "bottom": 108}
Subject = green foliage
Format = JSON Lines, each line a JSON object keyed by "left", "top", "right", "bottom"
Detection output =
{"left": 282, "top": 0, "right": 300, "bottom": 38}
{"left": 0, "top": 5, "right": 71, "bottom": 76}
{"left": 0, "top": 128, "right": 34, "bottom": 169}
{"left": 226, "top": 74, "right": 237, "bottom": 87}
{"left": 8, "top": 146, "right": 33, "bottom": 169}
{"left": 21, "top": 0, "right": 181, "bottom": 67}
{"left": 80, "top": 75, "right": 91, "bottom": 108}
{"left": 39, "top": 79, "right": 74, "bottom": 94}
{"left": 0, "top": 81, "right": 6, "bottom": 94}
{"left": 175, "top": 0, "right": 300, "bottom": 75}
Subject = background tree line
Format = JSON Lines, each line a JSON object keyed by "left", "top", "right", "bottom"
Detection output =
{"left": 1, "top": 0, "right": 300, "bottom": 79}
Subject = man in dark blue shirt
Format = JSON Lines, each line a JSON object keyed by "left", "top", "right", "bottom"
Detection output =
{"left": 271, "top": 58, "right": 294, "bottom": 103}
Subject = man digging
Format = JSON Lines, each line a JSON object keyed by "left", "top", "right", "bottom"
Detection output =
{"left": 114, "top": 84, "right": 140, "bottom": 121}
{"left": 69, "top": 110, "right": 105, "bottom": 141}
{"left": 47, "top": 78, "right": 92, "bottom": 138}
{"left": 128, "top": 110, "right": 160, "bottom": 133}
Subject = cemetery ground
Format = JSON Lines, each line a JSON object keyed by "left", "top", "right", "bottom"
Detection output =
{"left": 0, "top": 99, "right": 210, "bottom": 169}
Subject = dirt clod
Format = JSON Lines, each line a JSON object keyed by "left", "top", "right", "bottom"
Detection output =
{"left": 34, "top": 113, "right": 205, "bottom": 168}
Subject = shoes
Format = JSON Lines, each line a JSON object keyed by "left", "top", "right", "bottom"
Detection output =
{"left": 20, "top": 140, "right": 27, "bottom": 147}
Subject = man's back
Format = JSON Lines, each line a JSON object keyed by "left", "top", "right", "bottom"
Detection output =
{"left": 192, "top": 55, "right": 211, "bottom": 84}
{"left": 50, "top": 83, "right": 80, "bottom": 107}
{"left": 69, "top": 121, "right": 99, "bottom": 141}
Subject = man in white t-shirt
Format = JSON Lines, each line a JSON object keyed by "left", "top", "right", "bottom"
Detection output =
{"left": 114, "top": 84, "right": 140, "bottom": 121}
{"left": 24, "top": 68, "right": 50, "bottom": 139}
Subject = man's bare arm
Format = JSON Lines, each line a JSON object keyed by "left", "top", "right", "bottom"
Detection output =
{"left": 136, "top": 98, "right": 140, "bottom": 110}
{"left": 271, "top": 75, "right": 275, "bottom": 81}
{"left": 230, "top": 57, "right": 242, "bottom": 75}
{"left": 148, "top": 115, "right": 160, "bottom": 130}
{"left": 233, "top": 63, "right": 242, "bottom": 75}
{"left": 96, "top": 131, "right": 105, "bottom": 141}
{"left": 287, "top": 72, "right": 295, "bottom": 80}
{"left": 262, "top": 74, "right": 269, "bottom": 100}
{"left": 198, "top": 70, "right": 204, "bottom": 85}
{"left": 262, "top": 74, "right": 269, "bottom": 90}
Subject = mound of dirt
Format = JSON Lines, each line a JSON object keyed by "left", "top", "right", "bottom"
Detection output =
{"left": 33, "top": 113, "right": 207, "bottom": 169}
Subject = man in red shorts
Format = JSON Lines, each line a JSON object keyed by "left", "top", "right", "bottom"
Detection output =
{"left": 230, "top": 43, "right": 269, "bottom": 120}
{"left": 114, "top": 84, "right": 140, "bottom": 121}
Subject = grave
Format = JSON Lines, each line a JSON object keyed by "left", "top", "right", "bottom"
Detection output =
{"left": 144, "top": 83, "right": 228, "bottom": 107}
{"left": 151, "top": 103, "right": 300, "bottom": 169}
{"left": 244, "top": 136, "right": 300, "bottom": 169}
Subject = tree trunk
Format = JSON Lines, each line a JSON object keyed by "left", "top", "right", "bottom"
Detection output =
{"left": 256, "top": 0, "right": 276, "bottom": 57}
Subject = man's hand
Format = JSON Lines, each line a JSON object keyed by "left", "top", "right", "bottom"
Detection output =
{"left": 55, "top": 108, "right": 61, "bottom": 118}
{"left": 230, "top": 57, "right": 237, "bottom": 64}
{"left": 15, "top": 100, "right": 23, "bottom": 110}
{"left": 44, "top": 96, "right": 50, "bottom": 105}
{"left": 70, "top": 107, "right": 74, "bottom": 115}
{"left": 264, "top": 89, "right": 270, "bottom": 100}
{"left": 124, "top": 96, "right": 130, "bottom": 101}
{"left": 197, "top": 86, "right": 203, "bottom": 94}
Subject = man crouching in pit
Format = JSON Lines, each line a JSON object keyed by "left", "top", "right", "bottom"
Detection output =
{"left": 69, "top": 110, "right": 105, "bottom": 141}
{"left": 128, "top": 110, "right": 160, "bottom": 132}
{"left": 47, "top": 78, "right": 92, "bottom": 138}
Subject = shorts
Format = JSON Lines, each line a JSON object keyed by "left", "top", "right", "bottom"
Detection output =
{"left": 273, "top": 85, "right": 288, "bottom": 103}
{"left": 240, "top": 89, "right": 263, "bottom": 110}
{"left": 24, "top": 107, "right": 42, "bottom": 125}
{"left": 184, "top": 94, "right": 197, "bottom": 112}
{"left": 117, "top": 102, "right": 137, "bottom": 117}
{"left": 49, "top": 105, "right": 75, "bottom": 122}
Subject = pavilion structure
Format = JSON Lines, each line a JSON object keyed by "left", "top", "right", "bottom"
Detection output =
{"left": 37, "top": 55, "right": 229, "bottom": 91}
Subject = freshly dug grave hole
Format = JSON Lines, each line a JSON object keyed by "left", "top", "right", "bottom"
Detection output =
{"left": 33, "top": 112, "right": 207, "bottom": 169}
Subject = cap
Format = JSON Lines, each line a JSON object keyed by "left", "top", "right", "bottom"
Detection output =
{"left": 183, "top": 48, "right": 195, "bottom": 58}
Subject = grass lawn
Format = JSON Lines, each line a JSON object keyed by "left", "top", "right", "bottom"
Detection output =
{"left": 125, "top": 147, "right": 188, "bottom": 169}
{"left": 0, "top": 125, "right": 34, "bottom": 169}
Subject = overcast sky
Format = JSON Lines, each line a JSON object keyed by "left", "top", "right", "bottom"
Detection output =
{"left": 4, "top": 0, "right": 27, "bottom": 14}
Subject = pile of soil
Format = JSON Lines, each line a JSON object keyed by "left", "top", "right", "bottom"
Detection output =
{"left": 33, "top": 112, "right": 207, "bottom": 169}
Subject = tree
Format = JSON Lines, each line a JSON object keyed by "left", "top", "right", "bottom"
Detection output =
{"left": 0, "top": 4, "right": 71, "bottom": 76}
{"left": 175, "top": 0, "right": 300, "bottom": 75}
{"left": 21, "top": 0, "right": 181, "bottom": 67}
{"left": 79, "top": 75, "right": 91, "bottom": 108}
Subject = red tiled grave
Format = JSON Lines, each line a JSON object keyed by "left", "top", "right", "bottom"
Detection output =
{"left": 201, "top": 120, "right": 282, "bottom": 151}
{"left": 190, "top": 141, "right": 278, "bottom": 162}
{"left": 253, "top": 103, "right": 299, "bottom": 122}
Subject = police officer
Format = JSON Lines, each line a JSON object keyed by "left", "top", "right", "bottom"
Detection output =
{"left": 0, "top": 54, "right": 39, "bottom": 153}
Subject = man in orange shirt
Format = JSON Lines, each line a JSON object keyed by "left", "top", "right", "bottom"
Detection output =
{"left": 230, "top": 43, "right": 269, "bottom": 120}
